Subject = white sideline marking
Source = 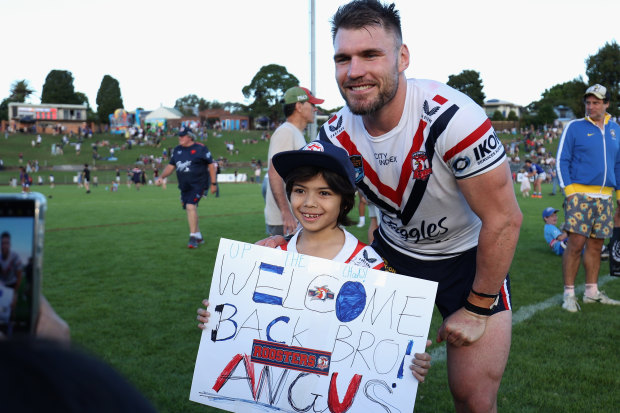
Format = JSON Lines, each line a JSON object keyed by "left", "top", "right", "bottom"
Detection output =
{"left": 428, "top": 275, "right": 618, "bottom": 364}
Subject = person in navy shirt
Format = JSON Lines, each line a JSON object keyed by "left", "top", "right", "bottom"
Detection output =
{"left": 524, "top": 159, "right": 546, "bottom": 198}
{"left": 156, "top": 127, "right": 217, "bottom": 248}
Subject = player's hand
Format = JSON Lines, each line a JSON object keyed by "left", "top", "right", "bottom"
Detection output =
{"left": 410, "top": 339, "right": 432, "bottom": 382}
{"left": 436, "top": 307, "right": 488, "bottom": 347}
{"left": 281, "top": 210, "right": 298, "bottom": 237}
{"left": 197, "top": 299, "right": 210, "bottom": 330}
{"left": 255, "top": 235, "right": 287, "bottom": 248}
{"left": 210, "top": 183, "right": 217, "bottom": 194}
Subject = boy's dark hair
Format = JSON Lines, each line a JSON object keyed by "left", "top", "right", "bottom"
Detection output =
{"left": 284, "top": 166, "right": 355, "bottom": 227}
{"left": 331, "top": 0, "right": 402, "bottom": 45}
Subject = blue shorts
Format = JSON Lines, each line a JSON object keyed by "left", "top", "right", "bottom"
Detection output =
{"left": 372, "top": 237, "right": 512, "bottom": 319}
{"left": 180, "top": 187, "right": 204, "bottom": 209}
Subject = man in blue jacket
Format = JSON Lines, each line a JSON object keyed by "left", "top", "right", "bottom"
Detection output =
{"left": 556, "top": 84, "right": 620, "bottom": 312}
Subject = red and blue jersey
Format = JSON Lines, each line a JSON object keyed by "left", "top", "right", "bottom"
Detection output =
{"left": 319, "top": 78, "right": 505, "bottom": 260}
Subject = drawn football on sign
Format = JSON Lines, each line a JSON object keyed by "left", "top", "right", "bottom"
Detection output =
{"left": 335, "top": 281, "right": 367, "bottom": 322}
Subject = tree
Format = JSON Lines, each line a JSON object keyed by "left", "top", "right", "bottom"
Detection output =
{"left": 491, "top": 110, "right": 504, "bottom": 121}
{"left": 242, "top": 64, "right": 299, "bottom": 121}
{"left": 539, "top": 77, "right": 588, "bottom": 119}
{"left": 0, "top": 80, "right": 35, "bottom": 121}
{"left": 536, "top": 103, "right": 557, "bottom": 126}
{"left": 507, "top": 111, "right": 519, "bottom": 121}
{"left": 447, "top": 69, "right": 486, "bottom": 106}
{"left": 9, "top": 80, "right": 35, "bottom": 102}
{"left": 41, "top": 70, "right": 82, "bottom": 104}
{"left": 586, "top": 40, "right": 620, "bottom": 116}
{"left": 95, "top": 75, "right": 124, "bottom": 125}
{"left": 174, "top": 94, "right": 203, "bottom": 116}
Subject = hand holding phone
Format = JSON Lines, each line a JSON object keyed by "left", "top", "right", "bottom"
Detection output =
{"left": 0, "top": 193, "right": 46, "bottom": 337}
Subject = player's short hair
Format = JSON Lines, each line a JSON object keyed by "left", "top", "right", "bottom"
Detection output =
{"left": 284, "top": 166, "right": 355, "bottom": 227}
{"left": 331, "top": 0, "right": 402, "bottom": 46}
{"left": 1, "top": 232, "right": 9, "bottom": 240}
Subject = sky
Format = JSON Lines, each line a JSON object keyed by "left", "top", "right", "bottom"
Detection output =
{"left": 0, "top": 217, "right": 33, "bottom": 264}
{"left": 1, "top": 0, "right": 618, "bottom": 112}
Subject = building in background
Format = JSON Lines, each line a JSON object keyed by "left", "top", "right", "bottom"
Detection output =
{"left": 7, "top": 102, "right": 89, "bottom": 134}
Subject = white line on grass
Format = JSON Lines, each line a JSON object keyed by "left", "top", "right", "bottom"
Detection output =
{"left": 428, "top": 275, "right": 618, "bottom": 363}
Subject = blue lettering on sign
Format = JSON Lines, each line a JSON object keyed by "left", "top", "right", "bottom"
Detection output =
{"left": 335, "top": 281, "right": 367, "bottom": 323}
{"left": 266, "top": 316, "right": 290, "bottom": 343}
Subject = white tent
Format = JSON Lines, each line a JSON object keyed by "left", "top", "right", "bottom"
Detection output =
{"left": 144, "top": 106, "right": 182, "bottom": 121}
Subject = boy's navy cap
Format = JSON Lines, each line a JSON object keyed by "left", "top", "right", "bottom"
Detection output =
{"left": 542, "top": 207, "right": 558, "bottom": 219}
{"left": 273, "top": 141, "right": 355, "bottom": 188}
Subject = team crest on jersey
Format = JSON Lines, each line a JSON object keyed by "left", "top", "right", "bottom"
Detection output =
{"left": 611, "top": 129, "right": 616, "bottom": 139}
{"left": 349, "top": 155, "right": 364, "bottom": 183}
{"left": 412, "top": 151, "right": 432, "bottom": 180}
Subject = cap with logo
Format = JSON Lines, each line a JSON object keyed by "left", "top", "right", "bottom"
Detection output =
{"left": 178, "top": 126, "right": 193, "bottom": 138}
{"left": 542, "top": 207, "right": 559, "bottom": 219}
{"left": 272, "top": 140, "right": 355, "bottom": 188}
{"left": 584, "top": 84, "right": 610, "bottom": 101}
{"left": 283, "top": 86, "right": 325, "bottom": 105}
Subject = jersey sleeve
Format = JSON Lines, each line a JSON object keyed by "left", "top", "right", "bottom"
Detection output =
{"left": 438, "top": 103, "right": 506, "bottom": 179}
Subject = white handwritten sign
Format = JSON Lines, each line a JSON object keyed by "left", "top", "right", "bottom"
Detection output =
{"left": 190, "top": 238, "right": 437, "bottom": 413}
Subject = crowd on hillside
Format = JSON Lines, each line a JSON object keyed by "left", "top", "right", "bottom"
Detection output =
{"left": 504, "top": 127, "right": 563, "bottom": 196}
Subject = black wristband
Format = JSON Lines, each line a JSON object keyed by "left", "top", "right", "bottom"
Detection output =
{"left": 464, "top": 299, "right": 494, "bottom": 316}
{"left": 471, "top": 288, "right": 499, "bottom": 299}
{"left": 211, "top": 182, "right": 217, "bottom": 186}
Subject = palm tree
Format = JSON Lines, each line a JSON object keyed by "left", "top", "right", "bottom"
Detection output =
{"left": 10, "top": 80, "right": 35, "bottom": 102}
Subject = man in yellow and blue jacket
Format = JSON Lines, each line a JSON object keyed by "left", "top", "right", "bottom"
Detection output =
{"left": 556, "top": 83, "right": 620, "bottom": 312}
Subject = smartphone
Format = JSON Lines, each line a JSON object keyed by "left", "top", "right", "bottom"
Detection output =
{"left": 0, "top": 193, "right": 46, "bottom": 337}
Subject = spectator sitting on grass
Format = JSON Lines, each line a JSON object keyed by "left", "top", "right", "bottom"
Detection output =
{"left": 543, "top": 207, "right": 567, "bottom": 255}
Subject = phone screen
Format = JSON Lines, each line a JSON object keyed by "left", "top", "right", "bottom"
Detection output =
{"left": 0, "top": 194, "right": 45, "bottom": 337}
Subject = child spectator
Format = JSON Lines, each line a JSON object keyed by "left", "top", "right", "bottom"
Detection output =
{"left": 196, "top": 141, "right": 432, "bottom": 382}
{"left": 517, "top": 168, "right": 530, "bottom": 198}
{"left": 543, "top": 207, "right": 567, "bottom": 255}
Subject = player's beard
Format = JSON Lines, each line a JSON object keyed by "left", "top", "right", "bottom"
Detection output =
{"left": 339, "top": 62, "right": 400, "bottom": 116}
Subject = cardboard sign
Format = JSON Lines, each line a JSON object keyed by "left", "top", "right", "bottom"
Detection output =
{"left": 190, "top": 238, "right": 437, "bottom": 412}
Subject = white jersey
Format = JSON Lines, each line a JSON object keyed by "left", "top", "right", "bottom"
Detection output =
{"left": 278, "top": 228, "right": 384, "bottom": 270}
{"left": 319, "top": 79, "right": 506, "bottom": 260}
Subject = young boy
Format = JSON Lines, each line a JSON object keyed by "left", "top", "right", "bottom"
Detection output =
{"left": 196, "top": 141, "right": 431, "bottom": 381}
{"left": 543, "top": 207, "right": 567, "bottom": 255}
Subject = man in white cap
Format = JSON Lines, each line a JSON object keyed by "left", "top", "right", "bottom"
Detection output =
{"left": 264, "top": 86, "right": 324, "bottom": 237}
{"left": 556, "top": 83, "right": 620, "bottom": 311}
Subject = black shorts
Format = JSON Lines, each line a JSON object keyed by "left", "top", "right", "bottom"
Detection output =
{"left": 372, "top": 236, "right": 512, "bottom": 319}
{"left": 180, "top": 187, "right": 204, "bottom": 209}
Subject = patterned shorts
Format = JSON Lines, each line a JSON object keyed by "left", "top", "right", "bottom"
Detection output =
{"left": 563, "top": 193, "right": 613, "bottom": 239}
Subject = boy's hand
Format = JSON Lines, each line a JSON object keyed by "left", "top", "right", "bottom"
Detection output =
{"left": 410, "top": 339, "right": 432, "bottom": 382}
{"left": 256, "top": 235, "right": 286, "bottom": 248}
{"left": 197, "top": 299, "right": 210, "bottom": 330}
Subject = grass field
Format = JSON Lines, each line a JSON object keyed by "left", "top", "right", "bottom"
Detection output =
{"left": 2, "top": 134, "right": 620, "bottom": 412}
